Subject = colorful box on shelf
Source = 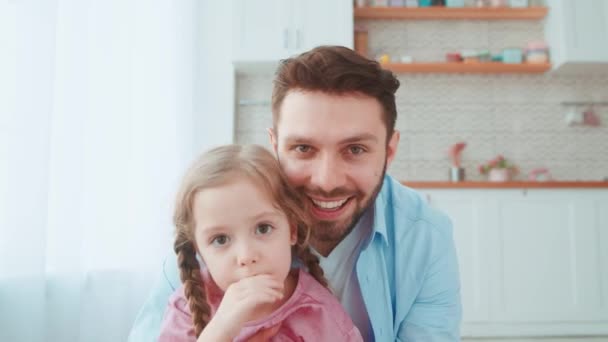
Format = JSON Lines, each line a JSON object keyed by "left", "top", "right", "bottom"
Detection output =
{"left": 502, "top": 48, "right": 523, "bottom": 63}
{"left": 446, "top": 0, "right": 465, "bottom": 7}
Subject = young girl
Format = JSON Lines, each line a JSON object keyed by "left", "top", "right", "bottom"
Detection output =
{"left": 159, "top": 144, "right": 363, "bottom": 341}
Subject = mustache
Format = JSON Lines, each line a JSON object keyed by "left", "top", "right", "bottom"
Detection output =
{"left": 298, "top": 186, "right": 360, "bottom": 199}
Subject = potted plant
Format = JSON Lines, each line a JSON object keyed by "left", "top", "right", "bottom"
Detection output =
{"left": 448, "top": 142, "right": 467, "bottom": 181}
{"left": 478, "top": 155, "right": 518, "bottom": 182}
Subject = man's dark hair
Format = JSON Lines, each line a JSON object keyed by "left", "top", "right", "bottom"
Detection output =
{"left": 272, "top": 45, "right": 400, "bottom": 139}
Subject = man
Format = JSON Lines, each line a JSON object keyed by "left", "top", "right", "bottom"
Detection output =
{"left": 129, "top": 46, "right": 461, "bottom": 341}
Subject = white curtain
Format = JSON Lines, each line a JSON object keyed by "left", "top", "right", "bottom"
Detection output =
{"left": 0, "top": 0, "right": 199, "bottom": 341}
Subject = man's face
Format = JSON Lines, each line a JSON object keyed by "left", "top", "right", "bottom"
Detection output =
{"left": 270, "top": 91, "right": 399, "bottom": 250}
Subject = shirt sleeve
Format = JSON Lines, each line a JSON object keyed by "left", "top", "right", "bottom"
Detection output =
{"left": 157, "top": 289, "right": 197, "bottom": 342}
{"left": 397, "top": 218, "right": 462, "bottom": 342}
{"left": 127, "top": 253, "right": 181, "bottom": 342}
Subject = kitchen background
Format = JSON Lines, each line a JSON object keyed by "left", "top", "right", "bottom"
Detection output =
{"left": 231, "top": 1, "right": 608, "bottom": 339}
{"left": 2, "top": 1, "right": 607, "bottom": 341}
{"left": 236, "top": 19, "right": 608, "bottom": 182}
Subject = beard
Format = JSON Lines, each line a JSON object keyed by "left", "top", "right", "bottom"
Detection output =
{"left": 307, "top": 161, "right": 388, "bottom": 245}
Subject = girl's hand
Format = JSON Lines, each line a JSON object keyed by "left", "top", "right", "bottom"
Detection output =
{"left": 198, "top": 274, "right": 284, "bottom": 341}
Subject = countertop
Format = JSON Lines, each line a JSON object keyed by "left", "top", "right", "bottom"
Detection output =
{"left": 402, "top": 181, "right": 608, "bottom": 189}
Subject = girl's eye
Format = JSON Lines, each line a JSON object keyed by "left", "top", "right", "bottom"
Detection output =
{"left": 255, "top": 224, "right": 274, "bottom": 235}
{"left": 211, "top": 235, "right": 229, "bottom": 246}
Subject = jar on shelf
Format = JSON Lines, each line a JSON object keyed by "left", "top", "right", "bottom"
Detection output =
{"left": 525, "top": 41, "right": 549, "bottom": 63}
{"left": 509, "top": 0, "right": 529, "bottom": 7}
{"left": 490, "top": 0, "right": 508, "bottom": 7}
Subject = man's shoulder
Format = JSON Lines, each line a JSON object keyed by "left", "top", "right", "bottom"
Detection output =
{"left": 376, "top": 175, "right": 453, "bottom": 241}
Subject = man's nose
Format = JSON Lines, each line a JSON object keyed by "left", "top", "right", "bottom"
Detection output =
{"left": 310, "top": 153, "right": 346, "bottom": 194}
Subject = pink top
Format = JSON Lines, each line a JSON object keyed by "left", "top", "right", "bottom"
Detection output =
{"left": 158, "top": 269, "right": 363, "bottom": 342}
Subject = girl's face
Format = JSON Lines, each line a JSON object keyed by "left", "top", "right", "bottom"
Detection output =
{"left": 192, "top": 178, "right": 296, "bottom": 292}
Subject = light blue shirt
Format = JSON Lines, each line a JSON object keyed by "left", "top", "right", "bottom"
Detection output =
{"left": 356, "top": 175, "right": 461, "bottom": 341}
{"left": 127, "top": 175, "right": 461, "bottom": 341}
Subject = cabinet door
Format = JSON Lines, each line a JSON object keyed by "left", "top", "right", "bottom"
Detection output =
{"left": 233, "top": 0, "right": 292, "bottom": 62}
{"left": 292, "top": 0, "right": 353, "bottom": 54}
{"left": 424, "top": 190, "right": 491, "bottom": 326}
{"left": 493, "top": 190, "right": 607, "bottom": 324}
{"left": 563, "top": 0, "right": 608, "bottom": 62}
{"left": 423, "top": 188, "right": 608, "bottom": 337}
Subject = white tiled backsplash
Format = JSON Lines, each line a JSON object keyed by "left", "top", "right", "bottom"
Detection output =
{"left": 235, "top": 20, "right": 608, "bottom": 181}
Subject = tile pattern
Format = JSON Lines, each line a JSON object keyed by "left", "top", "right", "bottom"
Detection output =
{"left": 235, "top": 22, "right": 608, "bottom": 181}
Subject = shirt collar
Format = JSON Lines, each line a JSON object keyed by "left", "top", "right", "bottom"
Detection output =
{"left": 368, "top": 175, "right": 392, "bottom": 247}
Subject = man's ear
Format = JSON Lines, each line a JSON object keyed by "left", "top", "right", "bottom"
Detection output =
{"left": 386, "top": 130, "right": 400, "bottom": 168}
{"left": 268, "top": 127, "right": 278, "bottom": 155}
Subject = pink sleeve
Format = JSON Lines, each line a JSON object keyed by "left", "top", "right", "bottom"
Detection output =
{"left": 345, "top": 325, "right": 364, "bottom": 342}
{"left": 158, "top": 289, "right": 197, "bottom": 342}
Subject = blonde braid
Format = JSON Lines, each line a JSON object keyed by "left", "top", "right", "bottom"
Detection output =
{"left": 292, "top": 222, "right": 329, "bottom": 289}
{"left": 174, "top": 234, "right": 211, "bottom": 337}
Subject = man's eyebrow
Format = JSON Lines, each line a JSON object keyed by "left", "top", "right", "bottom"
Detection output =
{"left": 338, "top": 133, "right": 378, "bottom": 144}
{"left": 283, "top": 133, "right": 378, "bottom": 145}
{"left": 283, "top": 135, "right": 316, "bottom": 144}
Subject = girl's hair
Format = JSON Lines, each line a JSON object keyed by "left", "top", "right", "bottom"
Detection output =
{"left": 173, "top": 144, "right": 328, "bottom": 337}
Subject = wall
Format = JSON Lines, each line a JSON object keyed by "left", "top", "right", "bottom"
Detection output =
{"left": 234, "top": 19, "right": 608, "bottom": 181}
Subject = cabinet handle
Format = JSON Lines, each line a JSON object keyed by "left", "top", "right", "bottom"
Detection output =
{"left": 283, "top": 29, "right": 289, "bottom": 49}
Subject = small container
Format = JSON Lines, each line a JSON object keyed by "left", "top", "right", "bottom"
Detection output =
{"left": 509, "top": 0, "right": 528, "bottom": 7}
{"left": 461, "top": 49, "right": 479, "bottom": 63}
{"left": 490, "top": 0, "right": 508, "bottom": 6}
{"left": 419, "top": 0, "right": 432, "bottom": 6}
{"left": 502, "top": 48, "right": 523, "bottom": 64}
{"left": 400, "top": 55, "right": 414, "bottom": 63}
{"left": 373, "top": 0, "right": 389, "bottom": 6}
{"left": 450, "top": 167, "right": 466, "bottom": 182}
{"left": 389, "top": 0, "right": 405, "bottom": 6}
{"left": 525, "top": 41, "right": 549, "bottom": 63}
{"left": 405, "top": 0, "right": 419, "bottom": 6}
{"left": 378, "top": 54, "right": 391, "bottom": 64}
{"left": 488, "top": 168, "right": 511, "bottom": 182}
{"left": 446, "top": 0, "right": 465, "bottom": 7}
{"left": 355, "top": 0, "right": 368, "bottom": 8}
{"left": 446, "top": 52, "right": 462, "bottom": 62}
{"left": 477, "top": 50, "right": 492, "bottom": 62}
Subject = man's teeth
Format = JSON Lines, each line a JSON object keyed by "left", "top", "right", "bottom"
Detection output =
{"left": 311, "top": 198, "right": 348, "bottom": 209}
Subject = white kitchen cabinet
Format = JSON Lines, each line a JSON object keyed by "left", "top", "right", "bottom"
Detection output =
{"left": 421, "top": 188, "right": 608, "bottom": 337}
{"left": 545, "top": 0, "right": 608, "bottom": 72}
{"left": 232, "top": 0, "right": 353, "bottom": 63}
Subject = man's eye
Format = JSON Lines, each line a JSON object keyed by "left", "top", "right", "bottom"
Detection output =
{"left": 211, "top": 235, "right": 229, "bottom": 246}
{"left": 349, "top": 146, "right": 365, "bottom": 155}
{"left": 255, "top": 224, "right": 274, "bottom": 235}
{"left": 295, "top": 145, "right": 311, "bottom": 153}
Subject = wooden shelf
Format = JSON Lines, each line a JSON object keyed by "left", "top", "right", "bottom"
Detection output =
{"left": 354, "top": 6, "right": 549, "bottom": 20}
{"left": 382, "top": 62, "right": 551, "bottom": 74}
{"left": 402, "top": 181, "right": 608, "bottom": 189}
